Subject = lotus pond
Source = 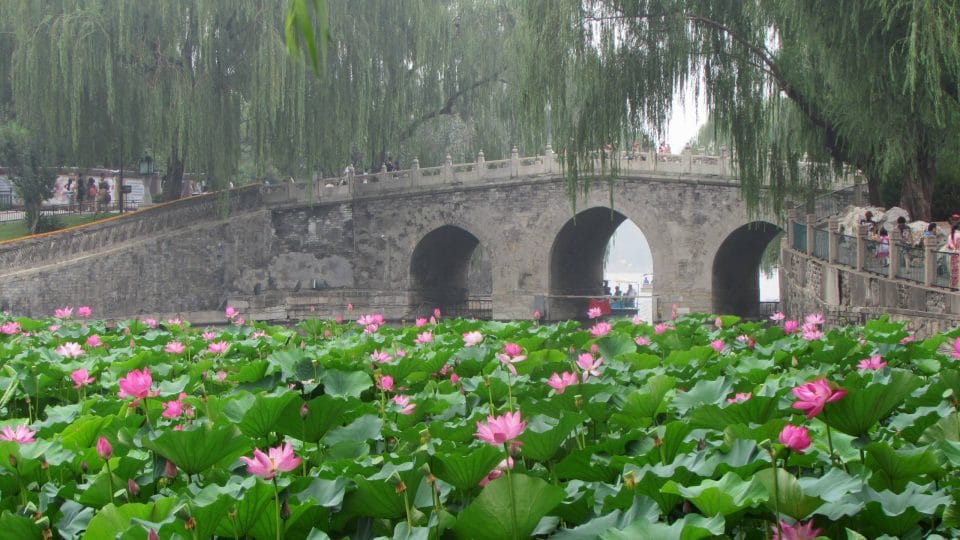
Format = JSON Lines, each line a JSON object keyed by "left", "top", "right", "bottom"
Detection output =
{"left": 0, "top": 308, "right": 959, "bottom": 539}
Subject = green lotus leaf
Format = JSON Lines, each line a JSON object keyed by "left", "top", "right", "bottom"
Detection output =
{"left": 865, "top": 442, "right": 940, "bottom": 491}
{"left": 321, "top": 369, "right": 372, "bottom": 398}
{"left": 297, "top": 477, "right": 350, "bottom": 508}
{"left": 82, "top": 498, "right": 180, "bottom": 540}
{"left": 755, "top": 467, "right": 822, "bottom": 519}
{"left": 661, "top": 472, "right": 768, "bottom": 516}
{"left": 611, "top": 375, "right": 674, "bottom": 428}
{"left": 555, "top": 447, "right": 617, "bottom": 482}
{"left": 0, "top": 510, "right": 43, "bottom": 540}
{"left": 235, "top": 360, "right": 269, "bottom": 383}
{"left": 596, "top": 333, "right": 638, "bottom": 361}
{"left": 58, "top": 415, "right": 110, "bottom": 452}
{"left": 663, "top": 347, "right": 713, "bottom": 369}
{"left": 671, "top": 377, "right": 733, "bottom": 415}
{"left": 519, "top": 412, "right": 587, "bottom": 461}
{"left": 600, "top": 513, "right": 725, "bottom": 540}
{"left": 323, "top": 414, "right": 383, "bottom": 446}
{"left": 453, "top": 473, "right": 564, "bottom": 540}
{"left": 825, "top": 370, "right": 922, "bottom": 437}
{"left": 238, "top": 391, "right": 299, "bottom": 439}
{"left": 797, "top": 468, "right": 862, "bottom": 502}
{"left": 431, "top": 444, "right": 504, "bottom": 491}
{"left": 689, "top": 395, "right": 783, "bottom": 429}
{"left": 276, "top": 394, "right": 362, "bottom": 443}
{"left": 919, "top": 412, "right": 960, "bottom": 444}
{"left": 140, "top": 424, "right": 251, "bottom": 476}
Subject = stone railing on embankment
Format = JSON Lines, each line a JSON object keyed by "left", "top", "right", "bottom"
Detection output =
{"left": 781, "top": 193, "right": 960, "bottom": 335}
{"left": 261, "top": 145, "right": 739, "bottom": 206}
{"left": 0, "top": 184, "right": 263, "bottom": 274}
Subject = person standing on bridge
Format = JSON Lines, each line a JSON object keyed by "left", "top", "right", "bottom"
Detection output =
{"left": 948, "top": 222, "right": 960, "bottom": 290}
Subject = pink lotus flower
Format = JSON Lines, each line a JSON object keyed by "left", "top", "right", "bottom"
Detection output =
{"left": 252, "top": 330, "right": 267, "bottom": 339}
{"left": 48, "top": 324, "right": 60, "bottom": 332}
{"left": 215, "top": 370, "right": 227, "bottom": 382}
{"left": 503, "top": 343, "right": 522, "bottom": 357}
{"left": 577, "top": 353, "right": 603, "bottom": 381}
{"left": 207, "top": 341, "right": 229, "bottom": 354}
{"left": 96, "top": 436, "right": 112, "bottom": 460}
{"left": 900, "top": 335, "right": 915, "bottom": 344}
{"left": 804, "top": 313, "right": 824, "bottom": 326}
{"left": 710, "top": 340, "right": 725, "bottom": 353}
{"left": 140, "top": 318, "right": 157, "bottom": 329}
{"left": 232, "top": 316, "right": 245, "bottom": 326}
{"left": 395, "top": 348, "right": 406, "bottom": 358}
{"left": 714, "top": 316, "right": 723, "bottom": 328}
{"left": 165, "top": 341, "right": 186, "bottom": 354}
{"left": 415, "top": 317, "right": 428, "bottom": 327}
{"left": 117, "top": 368, "right": 159, "bottom": 406}
{"left": 769, "top": 311, "right": 785, "bottom": 322}
{"left": 391, "top": 395, "right": 416, "bottom": 415}
{"left": 370, "top": 349, "right": 393, "bottom": 364}
{"left": 479, "top": 457, "right": 514, "bottom": 487}
{"left": 779, "top": 424, "right": 811, "bottom": 452}
{"left": 634, "top": 336, "right": 650, "bottom": 346}
{"left": 654, "top": 323, "right": 669, "bottom": 335}
{"left": 801, "top": 323, "right": 823, "bottom": 341}
{"left": 630, "top": 315, "right": 643, "bottom": 325}
{"left": 463, "top": 331, "right": 483, "bottom": 347}
{"left": 433, "top": 308, "right": 442, "bottom": 319}
{"left": 450, "top": 372, "right": 460, "bottom": 384}
{"left": 429, "top": 316, "right": 437, "bottom": 324}
{"left": 589, "top": 322, "right": 612, "bottom": 338}
{"left": 167, "top": 318, "right": 182, "bottom": 327}
{"left": 378, "top": 375, "right": 394, "bottom": 392}
{"left": 364, "top": 324, "right": 379, "bottom": 334}
{"left": 70, "top": 368, "right": 95, "bottom": 389}
{"left": 858, "top": 354, "right": 887, "bottom": 371}
{"left": 85, "top": 335, "right": 103, "bottom": 348}
{"left": 0, "top": 425, "right": 36, "bottom": 444}
{"left": 239, "top": 442, "right": 301, "bottom": 480}
{"left": 164, "top": 460, "right": 178, "bottom": 478}
{"left": 771, "top": 519, "right": 822, "bottom": 540}
{"left": 783, "top": 320, "right": 799, "bottom": 334}
{"left": 953, "top": 337, "right": 960, "bottom": 359}
{"left": 127, "top": 478, "right": 140, "bottom": 497}
{"left": 56, "top": 342, "right": 84, "bottom": 358}
{"left": 0, "top": 321, "right": 20, "bottom": 335}
{"left": 587, "top": 306, "right": 603, "bottom": 319}
{"left": 162, "top": 393, "right": 189, "bottom": 419}
{"left": 54, "top": 306, "right": 73, "bottom": 318}
{"left": 791, "top": 378, "right": 847, "bottom": 419}
{"left": 533, "top": 310, "right": 541, "bottom": 320}
{"left": 726, "top": 392, "right": 752, "bottom": 404}
{"left": 347, "top": 303, "right": 354, "bottom": 312}
{"left": 334, "top": 315, "right": 343, "bottom": 324}
{"left": 356, "top": 313, "right": 385, "bottom": 327}
{"left": 224, "top": 306, "right": 239, "bottom": 319}
{"left": 475, "top": 411, "right": 526, "bottom": 446}
{"left": 547, "top": 372, "right": 579, "bottom": 394}
{"left": 75, "top": 306, "right": 92, "bottom": 318}
{"left": 498, "top": 352, "right": 526, "bottom": 376}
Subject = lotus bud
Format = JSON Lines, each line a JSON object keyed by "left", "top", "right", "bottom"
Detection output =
{"left": 80, "top": 460, "right": 87, "bottom": 473}
{"left": 280, "top": 500, "right": 291, "bottom": 521}
{"left": 164, "top": 460, "right": 178, "bottom": 478}
{"left": 127, "top": 478, "right": 140, "bottom": 497}
{"left": 148, "top": 529, "right": 159, "bottom": 540}
{"left": 96, "top": 436, "right": 112, "bottom": 460}
{"left": 623, "top": 470, "right": 636, "bottom": 489}
{"left": 419, "top": 428, "right": 430, "bottom": 445}
{"left": 184, "top": 517, "right": 197, "bottom": 530}
{"left": 394, "top": 481, "right": 407, "bottom": 494}
{"left": 300, "top": 403, "right": 309, "bottom": 418}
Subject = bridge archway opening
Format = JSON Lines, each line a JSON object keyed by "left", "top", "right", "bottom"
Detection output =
{"left": 712, "top": 221, "right": 783, "bottom": 319}
{"left": 409, "top": 225, "right": 492, "bottom": 319}
{"left": 548, "top": 208, "right": 653, "bottom": 320}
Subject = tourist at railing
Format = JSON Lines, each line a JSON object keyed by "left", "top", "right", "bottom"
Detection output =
{"left": 948, "top": 223, "right": 960, "bottom": 289}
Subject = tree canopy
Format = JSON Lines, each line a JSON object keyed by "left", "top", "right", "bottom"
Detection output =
{"left": 517, "top": 0, "right": 960, "bottom": 220}
{"left": 0, "top": 0, "right": 528, "bottom": 199}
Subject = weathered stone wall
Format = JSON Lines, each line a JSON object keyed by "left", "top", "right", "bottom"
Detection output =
{"left": 780, "top": 245, "right": 960, "bottom": 337}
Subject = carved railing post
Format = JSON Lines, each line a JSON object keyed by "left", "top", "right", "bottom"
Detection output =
{"left": 806, "top": 214, "right": 816, "bottom": 256}
{"left": 827, "top": 217, "right": 839, "bottom": 263}
{"left": 856, "top": 224, "right": 867, "bottom": 271}
{"left": 683, "top": 145, "right": 693, "bottom": 173}
{"left": 787, "top": 209, "right": 796, "bottom": 247}
{"left": 924, "top": 246, "right": 936, "bottom": 286}
{"left": 510, "top": 146, "right": 519, "bottom": 177}
{"left": 476, "top": 150, "right": 485, "bottom": 181}
{"left": 346, "top": 165, "right": 357, "bottom": 197}
{"left": 888, "top": 239, "right": 899, "bottom": 279}
{"left": 719, "top": 146, "right": 728, "bottom": 176}
{"left": 544, "top": 143, "right": 555, "bottom": 173}
{"left": 442, "top": 154, "right": 453, "bottom": 183}
{"left": 410, "top": 157, "right": 420, "bottom": 186}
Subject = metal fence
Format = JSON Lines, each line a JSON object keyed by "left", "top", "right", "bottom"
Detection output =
{"left": 862, "top": 238, "right": 888, "bottom": 276}
{"left": 895, "top": 244, "right": 926, "bottom": 284}
{"left": 792, "top": 221, "right": 807, "bottom": 251}
{"left": 812, "top": 227, "right": 830, "bottom": 259}
{"left": 0, "top": 191, "right": 11, "bottom": 210}
{"left": 836, "top": 234, "right": 857, "bottom": 268}
{"left": 758, "top": 301, "right": 781, "bottom": 319}
{"left": 808, "top": 185, "right": 857, "bottom": 218}
{"left": 0, "top": 201, "right": 140, "bottom": 224}
{"left": 934, "top": 251, "right": 956, "bottom": 289}
{"left": 443, "top": 297, "right": 493, "bottom": 320}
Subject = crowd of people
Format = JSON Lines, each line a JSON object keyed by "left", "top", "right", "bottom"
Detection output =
{"left": 63, "top": 174, "right": 112, "bottom": 212}
{"left": 859, "top": 210, "right": 960, "bottom": 288}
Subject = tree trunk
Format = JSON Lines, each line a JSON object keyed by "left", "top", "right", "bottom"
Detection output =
{"left": 866, "top": 175, "right": 882, "bottom": 207}
{"left": 162, "top": 148, "right": 185, "bottom": 202}
{"left": 899, "top": 159, "right": 936, "bottom": 221}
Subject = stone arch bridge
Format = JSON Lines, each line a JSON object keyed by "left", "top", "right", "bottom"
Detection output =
{"left": 0, "top": 147, "right": 784, "bottom": 322}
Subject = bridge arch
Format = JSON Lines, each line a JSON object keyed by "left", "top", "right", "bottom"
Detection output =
{"left": 408, "top": 224, "right": 492, "bottom": 318}
{"left": 547, "top": 207, "right": 652, "bottom": 320}
{"left": 712, "top": 221, "right": 782, "bottom": 318}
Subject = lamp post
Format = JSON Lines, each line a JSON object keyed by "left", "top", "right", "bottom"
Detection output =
{"left": 138, "top": 154, "right": 154, "bottom": 208}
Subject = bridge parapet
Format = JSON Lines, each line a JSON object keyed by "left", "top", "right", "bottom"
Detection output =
{"left": 261, "top": 144, "right": 737, "bottom": 206}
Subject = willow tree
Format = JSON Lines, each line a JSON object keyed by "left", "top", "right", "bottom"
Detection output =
{"left": 518, "top": 0, "right": 960, "bottom": 220}
{"left": 255, "top": 0, "right": 528, "bottom": 177}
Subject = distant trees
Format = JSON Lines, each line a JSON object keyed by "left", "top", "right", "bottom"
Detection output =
{"left": 516, "top": 0, "right": 960, "bottom": 220}
{"left": 0, "top": 124, "right": 56, "bottom": 233}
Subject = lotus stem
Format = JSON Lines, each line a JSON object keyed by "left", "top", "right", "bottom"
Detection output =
{"left": 105, "top": 459, "right": 116, "bottom": 505}
{"left": 770, "top": 449, "right": 782, "bottom": 539}
{"left": 504, "top": 444, "right": 519, "bottom": 540}
{"left": 272, "top": 478, "right": 281, "bottom": 540}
